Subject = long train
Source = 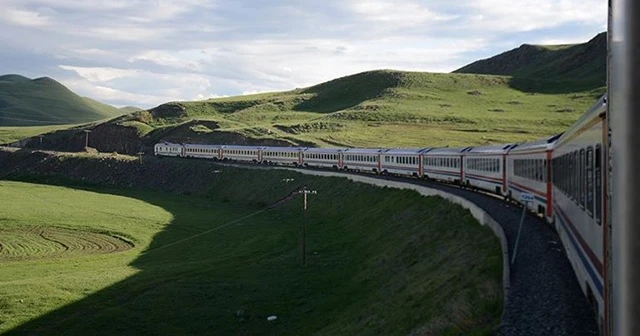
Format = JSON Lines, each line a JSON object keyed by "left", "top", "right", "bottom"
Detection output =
{"left": 154, "top": 95, "right": 608, "bottom": 332}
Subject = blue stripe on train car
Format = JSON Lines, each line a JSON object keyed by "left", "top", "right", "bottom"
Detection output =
{"left": 554, "top": 202, "right": 604, "bottom": 298}
{"left": 466, "top": 175, "right": 502, "bottom": 186}
{"left": 508, "top": 184, "right": 547, "bottom": 203}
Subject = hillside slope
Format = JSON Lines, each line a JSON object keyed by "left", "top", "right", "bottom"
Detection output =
{"left": 454, "top": 32, "right": 606, "bottom": 92}
{"left": 0, "top": 74, "right": 124, "bottom": 126}
{"left": 12, "top": 69, "right": 604, "bottom": 153}
{"left": 7, "top": 33, "right": 607, "bottom": 151}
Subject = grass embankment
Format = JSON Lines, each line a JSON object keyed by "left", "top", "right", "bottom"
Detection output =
{"left": 0, "top": 124, "right": 77, "bottom": 144}
{"left": 0, "top": 163, "right": 501, "bottom": 335}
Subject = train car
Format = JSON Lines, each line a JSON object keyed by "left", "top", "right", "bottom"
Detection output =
{"left": 183, "top": 143, "right": 220, "bottom": 159}
{"left": 551, "top": 95, "right": 607, "bottom": 329}
{"left": 154, "top": 142, "right": 183, "bottom": 157}
{"left": 341, "top": 148, "right": 383, "bottom": 173}
{"left": 506, "top": 134, "right": 562, "bottom": 220}
{"left": 380, "top": 148, "right": 430, "bottom": 177}
{"left": 422, "top": 147, "right": 466, "bottom": 184}
{"left": 220, "top": 145, "right": 262, "bottom": 162}
{"left": 261, "top": 146, "right": 304, "bottom": 165}
{"left": 463, "top": 144, "right": 516, "bottom": 195}
{"left": 302, "top": 147, "right": 343, "bottom": 169}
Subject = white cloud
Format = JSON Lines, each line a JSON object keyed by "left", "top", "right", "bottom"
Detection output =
{"left": 459, "top": 0, "right": 606, "bottom": 32}
{"left": 0, "top": 8, "right": 51, "bottom": 27}
{"left": 0, "top": 0, "right": 607, "bottom": 108}
{"left": 63, "top": 79, "right": 181, "bottom": 107}
{"left": 59, "top": 65, "right": 138, "bottom": 82}
{"left": 348, "top": 0, "right": 454, "bottom": 25}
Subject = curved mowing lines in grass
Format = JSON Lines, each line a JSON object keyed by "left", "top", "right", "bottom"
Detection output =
{"left": 0, "top": 227, "right": 134, "bottom": 261}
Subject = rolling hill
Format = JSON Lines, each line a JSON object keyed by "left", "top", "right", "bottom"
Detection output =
{"left": 119, "top": 106, "right": 143, "bottom": 113}
{"left": 454, "top": 32, "right": 606, "bottom": 92}
{"left": 9, "top": 32, "right": 606, "bottom": 152}
{"left": 0, "top": 74, "right": 125, "bottom": 126}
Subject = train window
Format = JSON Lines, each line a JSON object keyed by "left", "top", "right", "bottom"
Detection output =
{"left": 561, "top": 155, "right": 566, "bottom": 193}
{"left": 579, "top": 149, "right": 585, "bottom": 208}
{"left": 575, "top": 151, "right": 580, "bottom": 201}
{"left": 595, "top": 145, "right": 602, "bottom": 224}
{"left": 538, "top": 159, "right": 542, "bottom": 181}
{"left": 567, "top": 154, "right": 572, "bottom": 198}
{"left": 586, "top": 147, "right": 594, "bottom": 217}
{"left": 562, "top": 155, "right": 568, "bottom": 193}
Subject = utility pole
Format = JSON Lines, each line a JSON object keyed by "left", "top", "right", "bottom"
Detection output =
{"left": 83, "top": 130, "right": 91, "bottom": 148}
{"left": 299, "top": 186, "right": 317, "bottom": 266}
{"left": 38, "top": 135, "right": 43, "bottom": 147}
{"left": 137, "top": 151, "right": 144, "bottom": 164}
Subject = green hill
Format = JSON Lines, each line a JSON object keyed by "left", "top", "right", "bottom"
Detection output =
{"left": 0, "top": 74, "right": 125, "bottom": 126}
{"left": 119, "top": 106, "right": 143, "bottom": 113}
{"left": 22, "top": 69, "right": 604, "bottom": 153}
{"left": 14, "top": 33, "right": 607, "bottom": 152}
{"left": 137, "top": 70, "right": 602, "bottom": 148}
{"left": 454, "top": 32, "right": 606, "bottom": 92}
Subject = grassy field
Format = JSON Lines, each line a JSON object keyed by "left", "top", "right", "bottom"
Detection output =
{"left": 0, "top": 167, "right": 502, "bottom": 335}
{"left": 87, "top": 70, "right": 606, "bottom": 151}
{"left": 0, "top": 124, "right": 78, "bottom": 144}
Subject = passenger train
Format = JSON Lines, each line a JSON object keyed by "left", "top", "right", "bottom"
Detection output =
{"left": 154, "top": 94, "right": 609, "bottom": 332}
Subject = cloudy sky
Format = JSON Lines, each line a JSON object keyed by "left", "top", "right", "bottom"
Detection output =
{"left": 0, "top": 0, "right": 606, "bottom": 109}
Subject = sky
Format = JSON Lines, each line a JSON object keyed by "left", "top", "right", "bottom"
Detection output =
{"left": 0, "top": 0, "right": 607, "bottom": 109}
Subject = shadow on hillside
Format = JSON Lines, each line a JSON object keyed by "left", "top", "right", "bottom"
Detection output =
{"left": 2, "top": 183, "right": 306, "bottom": 336}
{"left": 507, "top": 77, "right": 606, "bottom": 95}
{"left": 293, "top": 71, "right": 401, "bottom": 113}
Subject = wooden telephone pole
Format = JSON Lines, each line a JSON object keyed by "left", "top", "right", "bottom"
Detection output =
{"left": 299, "top": 186, "right": 317, "bottom": 266}
{"left": 83, "top": 130, "right": 91, "bottom": 148}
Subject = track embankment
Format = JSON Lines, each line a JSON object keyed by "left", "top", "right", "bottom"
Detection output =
{"left": 232, "top": 164, "right": 599, "bottom": 336}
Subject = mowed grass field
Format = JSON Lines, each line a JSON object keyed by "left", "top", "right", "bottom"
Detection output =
{"left": 0, "top": 167, "right": 502, "bottom": 335}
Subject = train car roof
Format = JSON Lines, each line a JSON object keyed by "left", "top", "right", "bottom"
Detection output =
{"left": 381, "top": 148, "right": 431, "bottom": 154}
{"left": 464, "top": 143, "right": 517, "bottom": 155}
{"left": 184, "top": 143, "right": 221, "bottom": 148}
{"left": 556, "top": 94, "right": 607, "bottom": 145}
{"left": 422, "top": 147, "right": 468, "bottom": 155}
{"left": 155, "top": 141, "right": 182, "bottom": 146}
{"left": 303, "top": 147, "right": 345, "bottom": 153}
{"left": 342, "top": 148, "right": 385, "bottom": 154}
{"left": 509, "top": 133, "right": 562, "bottom": 153}
{"left": 219, "top": 145, "right": 263, "bottom": 150}
{"left": 261, "top": 146, "right": 306, "bottom": 151}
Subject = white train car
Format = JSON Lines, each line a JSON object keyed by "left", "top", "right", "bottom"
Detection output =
{"left": 463, "top": 144, "right": 516, "bottom": 195}
{"left": 154, "top": 142, "right": 183, "bottom": 157}
{"left": 183, "top": 143, "right": 219, "bottom": 159}
{"left": 341, "top": 148, "right": 383, "bottom": 173}
{"left": 262, "top": 146, "right": 304, "bottom": 165}
{"left": 380, "top": 148, "right": 429, "bottom": 177}
{"left": 422, "top": 147, "right": 465, "bottom": 184}
{"left": 302, "top": 147, "right": 342, "bottom": 169}
{"left": 506, "top": 134, "right": 561, "bottom": 220}
{"left": 220, "top": 145, "right": 262, "bottom": 162}
{"left": 551, "top": 95, "right": 607, "bottom": 328}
